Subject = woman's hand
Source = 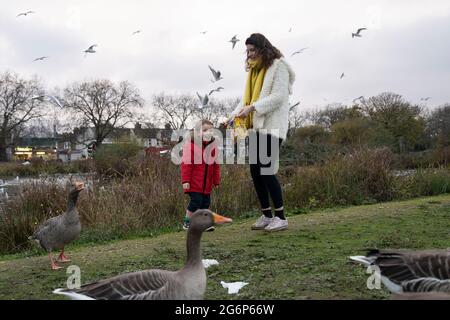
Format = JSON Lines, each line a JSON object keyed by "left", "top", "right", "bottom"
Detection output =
{"left": 237, "top": 105, "right": 255, "bottom": 118}
{"left": 182, "top": 183, "right": 190, "bottom": 190}
{"left": 221, "top": 117, "right": 234, "bottom": 128}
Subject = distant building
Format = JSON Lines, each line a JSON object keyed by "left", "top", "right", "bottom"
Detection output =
{"left": 8, "top": 123, "right": 174, "bottom": 162}
{"left": 13, "top": 137, "right": 59, "bottom": 161}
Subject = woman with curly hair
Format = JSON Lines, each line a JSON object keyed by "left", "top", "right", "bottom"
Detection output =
{"left": 226, "top": 33, "right": 296, "bottom": 232}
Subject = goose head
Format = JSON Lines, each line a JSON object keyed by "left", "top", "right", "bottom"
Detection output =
{"left": 189, "top": 209, "right": 232, "bottom": 232}
{"left": 69, "top": 182, "right": 84, "bottom": 199}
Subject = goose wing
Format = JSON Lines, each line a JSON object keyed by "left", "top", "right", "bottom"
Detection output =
{"left": 57, "top": 269, "right": 174, "bottom": 300}
{"left": 33, "top": 216, "right": 59, "bottom": 236}
{"left": 368, "top": 249, "right": 450, "bottom": 284}
{"left": 401, "top": 277, "right": 450, "bottom": 293}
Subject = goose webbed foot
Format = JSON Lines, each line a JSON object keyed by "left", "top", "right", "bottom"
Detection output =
{"left": 49, "top": 253, "right": 63, "bottom": 270}
{"left": 57, "top": 250, "right": 71, "bottom": 263}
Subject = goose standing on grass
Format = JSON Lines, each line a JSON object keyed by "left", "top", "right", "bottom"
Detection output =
{"left": 29, "top": 182, "right": 84, "bottom": 270}
{"left": 53, "top": 209, "right": 232, "bottom": 300}
{"left": 350, "top": 249, "right": 450, "bottom": 294}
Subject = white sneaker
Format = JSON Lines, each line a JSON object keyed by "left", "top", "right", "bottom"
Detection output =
{"left": 251, "top": 215, "right": 273, "bottom": 230}
{"left": 264, "top": 217, "right": 288, "bottom": 232}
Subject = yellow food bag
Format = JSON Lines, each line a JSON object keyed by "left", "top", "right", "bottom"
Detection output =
{"left": 232, "top": 117, "right": 248, "bottom": 140}
{"left": 230, "top": 107, "right": 254, "bottom": 141}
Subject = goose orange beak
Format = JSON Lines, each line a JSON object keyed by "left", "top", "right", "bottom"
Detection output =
{"left": 213, "top": 213, "right": 232, "bottom": 225}
{"left": 75, "top": 182, "right": 85, "bottom": 191}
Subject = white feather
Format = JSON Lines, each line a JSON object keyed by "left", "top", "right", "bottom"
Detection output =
{"left": 349, "top": 255, "right": 373, "bottom": 266}
{"left": 53, "top": 288, "right": 95, "bottom": 300}
{"left": 380, "top": 276, "right": 403, "bottom": 293}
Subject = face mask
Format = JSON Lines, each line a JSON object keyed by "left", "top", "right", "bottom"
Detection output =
{"left": 202, "top": 130, "right": 213, "bottom": 141}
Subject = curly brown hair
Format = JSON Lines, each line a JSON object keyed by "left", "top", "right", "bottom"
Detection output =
{"left": 245, "top": 33, "right": 283, "bottom": 70}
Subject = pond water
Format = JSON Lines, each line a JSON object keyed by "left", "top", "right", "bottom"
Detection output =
{"left": 0, "top": 173, "right": 95, "bottom": 204}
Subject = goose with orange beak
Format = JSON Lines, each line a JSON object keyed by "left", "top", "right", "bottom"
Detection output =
{"left": 29, "top": 182, "right": 85, "bottom": 270}
{"left": 54, "top": 209, "right": 232, "bottom": 300}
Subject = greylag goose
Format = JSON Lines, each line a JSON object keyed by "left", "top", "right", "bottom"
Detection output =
{"left": 350, "top": 249, "right": 450, "bottom": 293}
{"left": 29, "top": 182, "right": 84, "bottom": 270}
{"left": 53, "top": 209, "right": 232, "bottom": 300}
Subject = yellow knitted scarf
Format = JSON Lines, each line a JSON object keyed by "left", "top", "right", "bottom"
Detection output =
{"left": 237, "top": 57, "right": 266, "bottom": 130}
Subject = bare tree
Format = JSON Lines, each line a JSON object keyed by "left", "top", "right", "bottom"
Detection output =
{"left": 193, "top": 96, "right": 239, "bottom": 127}
{"left": 311, "top": 103, "right": 362, "bottom": 130}
{"left": 152, "top": 93, "right": 198, "bottom": 129}
{"left": 63, "top": 79, "right": 143, "bottom": 147}
{"left": 0, "top": 71, "right": 45, "bottom": 161}
{"left": 287, "top": 104, "right": 312, "bottom": 137}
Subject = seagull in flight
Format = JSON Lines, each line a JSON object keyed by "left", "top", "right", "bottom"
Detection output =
{"left": 84, "top": 44, "right": 97, "bottom": 57}
{"left": 229, "top": 35, "right": 240, "bottom": 50}
{"left": 288, "top": 27, "right": 292, "bottom": 32}
{"left": 17, "top": 11, "right": 35, "bottom": 17}
{"left": 208, "top": 65, "right": 223, "bottom": 82}
{"left": 209, "top": 87, "right": 224, "bottom": 96}
{"left": 196, "top": 92, "right": 210, "bottom": 109}
{"left": 33, "top": 56, "right": 49, "bottom": 62}
{"left": 352, "top": 28, "right": 367, "bottom": 38}
{"left": 132, "top": 30, "right": 142, "bottom": 35}
{"left": 289, "top": 101, "right": 300, "bottom": 111}
{"left": 200, "top": 31, "right": 208, "bottom": 35}
{"left": 32, "top": 95, "right": 64, "bottom": 108}
{"left": 291, "top": 47, "right": 309, "bottom": 56}
{"left": 352, "top": 96, "right": 365, "bottom": 103}
{"left": 420, "top": 97, "right": 431, "bottom": 101}
{"left": 340, "top": 72, "right": 345, "bottom": 79}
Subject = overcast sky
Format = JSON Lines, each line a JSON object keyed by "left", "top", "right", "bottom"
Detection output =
{"left": 1, "top": 0, "right": 450, "bottom": 117}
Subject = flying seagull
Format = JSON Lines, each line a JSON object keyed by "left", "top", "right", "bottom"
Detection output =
{"left": 289, "top": 101, "right": 300, "bottom": 111}
{"left": 209, "top": 87, "right": 224, "bottom": 96}
{"left": 17, "top": 11, "right": 35, "bottom": 17}
{"left": 340, "top": 72, "right": 345, "bottom": 79}
{"left": 33, "top": 56, "right": 49, "bottom": 62}
{"left": 420, "top": 97, "right": 431, "bottom": 101}
{"left": 132, "top": 30, "right": 142, "bottom": 35}
{"left": 291, "top": 47, "right": 309, "bottom": 56}
{"left": 352, "top": 28, "right": 367, "bottom": 38}
{"left": 32, "top": 95, "right": 64, "bottom": 108}
{"left": 200, "top": 31, "right": 207, "bottom": 35}
{"left": 229, "top": 35, "right": 240, "bottom": 50}
{"left": 196, "top": 92, "right": 209, "bottom": 109}
{"left": 352, "top": 96, "right": 365, "bottom": 103}
{"left": 84, "top": 44, "right": 97, "bottom": 57}
{"left": 208, "top": 65, "right": 223, "bottom": 82}
{"left": 288, "top": 27, "right": 292, "bottom": 32}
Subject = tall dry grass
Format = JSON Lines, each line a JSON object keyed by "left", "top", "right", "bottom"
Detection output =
{"left": 1, "top": 148, "right": 450, "bottom": 254}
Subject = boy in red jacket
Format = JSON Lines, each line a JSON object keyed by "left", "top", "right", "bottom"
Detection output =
{"left": 181, "top": 120, "right": 220, "bottom": 230}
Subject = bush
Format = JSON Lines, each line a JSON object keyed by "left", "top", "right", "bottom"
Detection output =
{"left": 0, "top": 156, "right": 255, "bottom": 254}
{"left": 93, "top": 141, "right": 142, "bottom": 176}
{"left": 2, "top": 147, "right": 450, "bottom": 255}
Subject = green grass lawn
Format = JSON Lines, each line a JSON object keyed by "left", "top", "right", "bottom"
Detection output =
{"left": 1, "top": 194, "right": 450, "bottom": 300}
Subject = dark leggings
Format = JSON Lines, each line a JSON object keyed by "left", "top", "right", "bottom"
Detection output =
{"left": 249, "top": 132, "right": 283, "bottom": 209}
{"left": 187, "top": 192, "right": 211, "bottom": 212}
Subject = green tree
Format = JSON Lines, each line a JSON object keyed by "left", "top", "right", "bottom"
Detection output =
{"left": 361, "top": 92, "right": 425, "bottom": 152}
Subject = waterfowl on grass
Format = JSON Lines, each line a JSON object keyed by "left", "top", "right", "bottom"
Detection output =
{"left": 53, "top": 209, "right": 232, "bottom": 300}
{"left": 29, "top": 182, "right": 84, "bottom": 270}
{"left": 350, "top": 249, "right": 450, "bottom": 293}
